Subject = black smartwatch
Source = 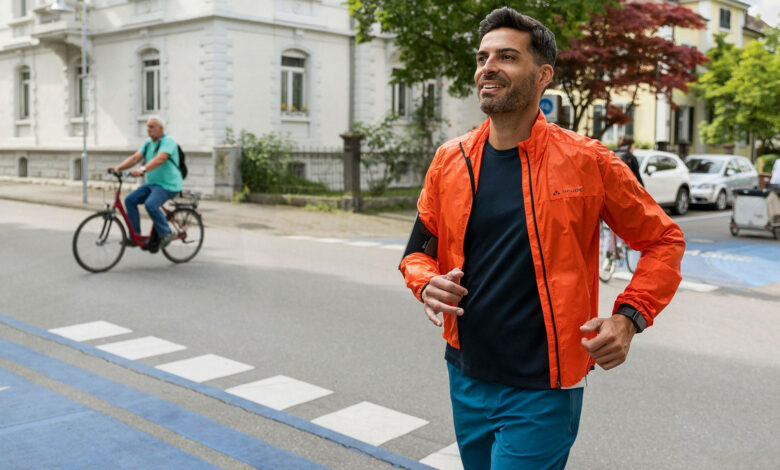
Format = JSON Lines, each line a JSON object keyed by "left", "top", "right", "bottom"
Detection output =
{"left": 614, "top": 303, "right": 647, "bottom": 333}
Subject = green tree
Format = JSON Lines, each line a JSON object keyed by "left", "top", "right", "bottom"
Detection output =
{"left": 694, "top": 28, "right": 780, "bottom": 154}
{"left": 348, "top": 0, "right": 614, "bottom": 97}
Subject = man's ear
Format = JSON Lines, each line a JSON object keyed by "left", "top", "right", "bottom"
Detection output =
{"left": 537, "top": 64, "right": 554, "bottom": 89}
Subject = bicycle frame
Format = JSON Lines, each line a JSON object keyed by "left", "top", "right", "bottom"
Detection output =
{"left": 106, "top": 172, "right": 177, "bottom": 247}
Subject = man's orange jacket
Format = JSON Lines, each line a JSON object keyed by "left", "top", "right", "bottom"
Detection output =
{"left": 400, "top": 113, "right": 685, "bottom": 388}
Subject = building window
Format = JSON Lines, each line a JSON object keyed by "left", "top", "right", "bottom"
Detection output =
{"left": 719, "top": 8, "right": 731, "bottom": 30}
{"left": 593, "top": 105, "right": 604, "bottom": 137}
{"left": 75, "top": 65, "right": 89, "bottom": 117}
{"left": 391, "top": 69, "right": 409, "bottom": 117}
{"left": 141, "top": 50, "right": 160, "bottom": 113}
{"left": 674, "top": 106, "right": 694, "bottom": 144}
{"left": 281, "top": 53, "right": 307, "bottom": 115}
{"left": 19, "top": 67, "right": 30, "bottom": 120}
{"left": 16, "top": 0, "right": 27, "bottom": 18}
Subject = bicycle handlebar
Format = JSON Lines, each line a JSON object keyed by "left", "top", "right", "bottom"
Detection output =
{"left": 107, "top": 169, "right": 133, "bottom": 179}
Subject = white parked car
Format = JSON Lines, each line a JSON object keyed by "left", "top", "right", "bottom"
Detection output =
{"left": 633, "top": 149, "right": 691, "bottom": 215}
{"left": 684, "top": 154, "right": 759, "bottom": 210}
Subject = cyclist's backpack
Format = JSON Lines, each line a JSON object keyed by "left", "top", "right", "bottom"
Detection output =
{"left": 175, "top": 145, "right": 188, "bottom": 179}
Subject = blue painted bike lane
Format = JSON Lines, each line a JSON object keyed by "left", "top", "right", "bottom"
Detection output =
{"left": 681, "top": 238, "right": 780, "bottom": 288}
{"left": 0, "top": 338, "right": 328, "bottom": 470}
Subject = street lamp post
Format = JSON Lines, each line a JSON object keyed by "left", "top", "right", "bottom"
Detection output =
{"left": 49, "top": 0, "right": 88, "bottom": 204}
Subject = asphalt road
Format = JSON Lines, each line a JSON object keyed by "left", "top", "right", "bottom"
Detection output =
{"left": 2, "top": 199, "right": 779, "bottom": 469}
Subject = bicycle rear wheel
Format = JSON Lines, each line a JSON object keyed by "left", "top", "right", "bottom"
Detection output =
{"left": 162, "top": 208, "right": 204, "bottom": 263}
{"left": 73, "top": 212, "right": 127, "bottom": 273}
{"left": 598, "top": 225, "right": 615, "bottom": 282}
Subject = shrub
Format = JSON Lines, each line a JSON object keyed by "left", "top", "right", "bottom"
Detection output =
{"left": 227, "top": 129, "right": 329, "bottom": 194}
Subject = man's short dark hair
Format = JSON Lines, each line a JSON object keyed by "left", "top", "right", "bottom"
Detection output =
{"left": 478, "top": 7, "right": 557, "bottom": 67}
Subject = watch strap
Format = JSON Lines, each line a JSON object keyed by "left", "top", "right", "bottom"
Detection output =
{"left": 615, "top": 303, "right": 647, "bottom": 333}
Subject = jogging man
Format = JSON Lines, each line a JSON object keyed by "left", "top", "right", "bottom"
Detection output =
{"left": 109, "top": 116, "right": 182, "bottom": 250}
{"left": 399, "top": 8, "right": 685, "bottom": 469}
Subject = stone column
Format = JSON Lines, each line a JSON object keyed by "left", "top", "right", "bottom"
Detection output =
{"left": 213, "top": 145, "right": 241, "bottom": 200}
{"left": 340, "top": 131, "right": 364, "bottom": 212}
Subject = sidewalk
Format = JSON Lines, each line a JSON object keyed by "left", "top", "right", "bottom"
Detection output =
{"left": 0, "top": 177, "right": 416, "bottom": 239}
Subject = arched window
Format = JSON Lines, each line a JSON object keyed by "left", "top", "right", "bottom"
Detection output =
{"left": 281, "top": 51, "right": 308, "bottom": 115}
{"left": 141, "top": 49, "right": 161, "bottom": 113}
{"left": 18, "top": 67, "right": 30, "bottom": 120}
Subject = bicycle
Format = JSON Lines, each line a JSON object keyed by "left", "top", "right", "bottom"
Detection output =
{"left": 72, "top": 169, "right": 204, "bottom": 273}
{"left": 598, "top": 222, "right": 639, "bottom": 282}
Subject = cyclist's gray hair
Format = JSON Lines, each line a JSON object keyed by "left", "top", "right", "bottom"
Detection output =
{"left": 147, "top": 115, "right": 166, "bottom": 129}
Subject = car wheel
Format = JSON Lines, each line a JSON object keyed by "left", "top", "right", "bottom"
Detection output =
{"left": 672, "top": 187, "right": 689, "bottom": 215}
{"left": 715, "top": 190, "right": 728, "bottom": 211}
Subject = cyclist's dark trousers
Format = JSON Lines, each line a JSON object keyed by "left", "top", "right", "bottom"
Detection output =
{"left": 125, "top": 184, "right": 178, "bottom": 237}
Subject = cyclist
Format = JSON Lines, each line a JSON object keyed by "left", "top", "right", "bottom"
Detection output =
{"left": 108, "top": 116, "right": 182, "bottom": 251}
{"left": 616, "top": 136, "right": 644, "bottom": 187}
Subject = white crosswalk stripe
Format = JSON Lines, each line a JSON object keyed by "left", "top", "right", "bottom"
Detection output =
{"left": 311, "top": 401, "right": 429, "bottom": 446}
{"left": 156, "top": 354, "right": 254, "bottom": 383}
{"left": 49, "top": 321, "right": 132, "bottom": 342}
{"left": 420, "top": 442, "right": 463, "bottom": 470}
{"left": 226, "top": 375, "right": 332, "bottom": 410}
{"left": 97, "top": 336, "right": 186, "bottom": 360}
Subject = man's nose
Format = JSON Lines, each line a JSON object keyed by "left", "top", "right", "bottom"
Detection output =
{"left": 481, "top": 56, "right": 499, "bottom": 75}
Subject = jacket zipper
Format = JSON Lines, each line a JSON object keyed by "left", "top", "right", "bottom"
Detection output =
{"left": 523, "top": 150, "right": 562, "bottom": 389}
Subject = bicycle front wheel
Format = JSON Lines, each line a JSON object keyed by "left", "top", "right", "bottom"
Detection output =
{"left": 598, "top": 225, "right": 615, "bottom": 282}
{"left": 73, "top": 212, "right": 127, "bottom": 273}
{"left": 162, "top": 208, "right": 204, "bottom": 263}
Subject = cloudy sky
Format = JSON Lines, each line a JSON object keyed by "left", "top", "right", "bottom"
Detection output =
{"left": 746, "top": 0, "right": 780, "bottom": 27}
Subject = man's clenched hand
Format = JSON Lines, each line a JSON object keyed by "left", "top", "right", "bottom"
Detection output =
{"left": 580, "top": 315, "right": 636, "bottom": 370}
{"left": 422, "top": 268, "right": 468, "bottom": 327}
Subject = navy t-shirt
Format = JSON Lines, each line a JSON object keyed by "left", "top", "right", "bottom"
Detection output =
{"left": 445, "top": 141, "right": 550, "bottom": 389}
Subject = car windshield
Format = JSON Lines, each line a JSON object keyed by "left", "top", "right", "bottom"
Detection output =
{"left": 635, "top": 155, "right": 646, "bottom": 166}
{"left": 685, "top": 158, "right": 723, "bottom": 174}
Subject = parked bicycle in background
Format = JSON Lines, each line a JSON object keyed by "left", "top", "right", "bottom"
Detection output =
{"left": 72, "top": 169, "right": 204, "bottom": 273}
{"left": 599, "top": 221, "right": 639, "bottom": 282}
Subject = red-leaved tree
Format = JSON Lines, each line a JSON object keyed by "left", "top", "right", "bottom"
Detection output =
{"left": 555, "top": 0, "right": 709, "bottom": 140}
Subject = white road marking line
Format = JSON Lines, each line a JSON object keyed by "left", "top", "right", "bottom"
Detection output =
{"left": 226, "top": 375, "right": 333, "bottom": 411}
{"left": 283, "top": 235, "right": 314, "bottom": 240}
{"left": 674, "top": 213, "right": 731, "bottom": 223}
{"left": 420, "top": 442, "right": 463, "bottom": 470}
{"left": 311, "top": 401, "right": 428, "bottom": 446}
{"left": 612, "top": 272, "right": 719, "bottom": 292}
{"left": 345, "top": 241, "right": 382, "bottom": 248}
{"left": 380, "top": 244, "right": 406, "bottom": 250}
{"left": 677, "top": 279, "right": 720, "bottom": 292}
{"left": 97, "top": 336, "right": 186, "bottom": 360}
{"left": 49, "top": 321, "right": 132, "bottom": 342}
{"left": 314, "top": 238, "right": 346, "bottom": 243}
{"left": 156, "top": 354, "right": 253, "bottom": 383}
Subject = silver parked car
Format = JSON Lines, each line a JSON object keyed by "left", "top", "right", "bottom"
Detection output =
{"left": 684, "top": 154, "right": 759, "bottom": 210}
{"left": 633, "top": 149, "right": 691, "bottom": 215}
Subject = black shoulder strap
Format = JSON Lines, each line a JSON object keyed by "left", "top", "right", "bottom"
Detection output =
{"left": 459, "top": 142, "right": 476, "bottom": 198}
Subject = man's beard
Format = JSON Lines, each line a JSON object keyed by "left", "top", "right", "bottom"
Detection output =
{"left": 479, "top": 73, "right": 535, "bottom": 115}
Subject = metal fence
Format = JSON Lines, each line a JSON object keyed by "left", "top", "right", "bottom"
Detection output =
{"left": 282, "top": 147, "right": 426, "bottom": 193}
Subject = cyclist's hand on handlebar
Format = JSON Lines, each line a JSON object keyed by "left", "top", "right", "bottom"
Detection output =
{"left": 107, "top": 166, "right": 118, "bottom": 174}
{"left": 130, "top": 168, "right": 145, "bottom": 177}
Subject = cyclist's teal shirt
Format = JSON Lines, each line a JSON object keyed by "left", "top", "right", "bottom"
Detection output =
{"left": 139, "top": 134, "right": 182, "bottom": 192}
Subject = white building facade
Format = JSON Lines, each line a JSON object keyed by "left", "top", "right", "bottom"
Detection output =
{"left": 0, "top": 0, "right": 482, "bottom": 196}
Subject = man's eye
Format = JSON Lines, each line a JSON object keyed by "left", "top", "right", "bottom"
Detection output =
{"left": 477, "top": 57, "right": 486, "bottom": 63}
